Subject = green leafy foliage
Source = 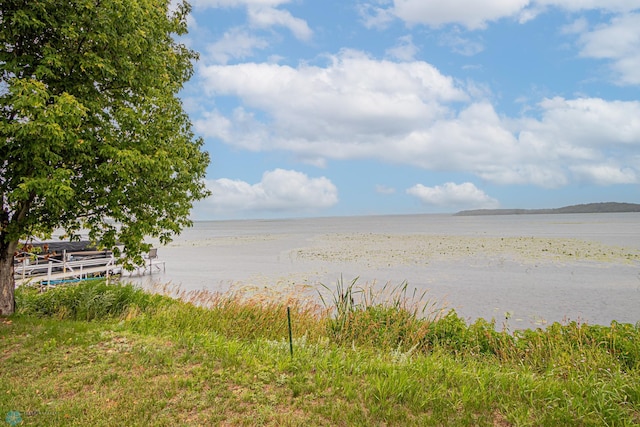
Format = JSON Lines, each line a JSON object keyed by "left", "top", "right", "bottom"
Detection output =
{"left": 1, "top": 0, "right": 210, "bottom": 313}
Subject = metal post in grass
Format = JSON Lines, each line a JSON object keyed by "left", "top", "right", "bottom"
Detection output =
{"left": 287, "top": 306, "right": 294, "bottom": 357}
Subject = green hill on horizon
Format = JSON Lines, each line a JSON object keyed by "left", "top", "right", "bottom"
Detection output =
{"left": 455, "top": 202, "right": 640, "bottom": 216}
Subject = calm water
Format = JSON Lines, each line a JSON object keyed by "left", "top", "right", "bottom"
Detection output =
{"left": 128, "top": 213, "right": 640, "bottom": 328}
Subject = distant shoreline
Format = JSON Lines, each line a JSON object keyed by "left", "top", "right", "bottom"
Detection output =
{"left": 455, "top": 202, "right": 640, "bottom": 216}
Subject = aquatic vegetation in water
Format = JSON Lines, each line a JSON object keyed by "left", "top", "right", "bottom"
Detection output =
{"left": 295, "top": 234, "right": 640, "bottom": 267}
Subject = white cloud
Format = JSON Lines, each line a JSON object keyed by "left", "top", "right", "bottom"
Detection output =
{"left": 200, "top": 50, "right": 467, "bottom": 141}
{"left": 534, "top": 0, "right": 640, "bottom": 13}
{"left": 512, "top": 96, "right": 640, "bottom": 185}
{"left": 205, "top": 28, "right": 269, "bottom": 64}
{"left": 368, "top": 1, "right": 640, "bottom": 30}
{"left": 199, "top": 169, "right": 338, "bottom": 214}
{"left": 192, "top": 0, "right": 291, "bottom": 8}
{"left": 375, "top": 185, "right": 396, "bottom": 195}
{"left": 193, "top": 109, "right": 236, "bottom": 141}
{"left": 529, "top": 97, "right": 640, "bottom": 148}
{"left": 576, "top": 13, "right": 640, "bottom": 85}
{"left": 385, "top": 35, "right": 419, "bottom": 61}
{"left": 438, "top": 30, "right": 485, "bottom": 56}
{"left": 561, "top": 17, "right": 589, "bottom": 35}
{"left": 390, "top": 0, "right": 530, "bottom": 30}
{"left": 358, "top": 3, "right": 396, "bottom": 29}
{"left": 189, "top": 0, "right": 311, "bottom": 42}
{"left": 197, "top": 50, "right": 640, "bottom": 188}
{"left": 518, "top": 6, "right": 543, "bottom": 23}
{"left": 570, "top": 164, "right": 638, "bottom": 184}
{"left": 406, "top": 182, "right": 499, "bottom": 208}
{"left": 248, "top": 6, "right": 313, "bottom": 41}
{"left": 385, "top": 97, "right": 640, "bottom": 187}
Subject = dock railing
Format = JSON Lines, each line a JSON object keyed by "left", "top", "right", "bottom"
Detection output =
{"left": 14, "top": 251, "right": 119, "bottom": 285}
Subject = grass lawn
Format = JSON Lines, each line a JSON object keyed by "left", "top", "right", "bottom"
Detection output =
{"left": 1, "top": 280, "right": 639, "bottom": 426}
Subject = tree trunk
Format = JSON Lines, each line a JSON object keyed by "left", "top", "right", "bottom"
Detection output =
{"left": 0, "top": 240, "right": 18, "bottom": 316}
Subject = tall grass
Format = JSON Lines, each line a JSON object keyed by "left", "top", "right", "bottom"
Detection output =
{"left": 15, "top": 278, "right": 640, "bottom": 372}
{"left": 315, "top": 277, "right": 640, "bottom": 372}
{"left": 317, "top": 277, "right": 514, "bottom": 357}
{"left": 319, "top": 276, "right": 441, "bottom": 351}
{"left": 92, "top": 281, "right": 325, "bottom": 348}
{"left": 7, "top": 278, "right": 640, "bottom": 425}
{"left": 15, "top": 281, "right": 168, "bottom": 321}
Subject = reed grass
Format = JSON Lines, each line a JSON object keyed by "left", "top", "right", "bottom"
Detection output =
{"left": 2, "top": 279, "right": 639, "bottom": 426}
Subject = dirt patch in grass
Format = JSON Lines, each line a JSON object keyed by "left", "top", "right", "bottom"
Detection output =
{"left": 492, "top": 410, "right": 513, "bottom": 427}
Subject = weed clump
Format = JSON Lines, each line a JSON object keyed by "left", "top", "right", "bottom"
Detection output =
{"left": 14, "top": 277, "right": 640, "bottom": 372}
{"left": 318, "top": 277, "right": 640, "bottom": 371}
{"left": 15, "top": 281, "right": 169, "bottom": 321}
{"left": 318, "top": 277, "right": 509, "bottom": 356}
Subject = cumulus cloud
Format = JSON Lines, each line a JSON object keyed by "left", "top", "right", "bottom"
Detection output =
{"left": 199, "top": 49, "right": 467, "bottom": 146}
{"left": 196, "top": 50, "right": 640, "bottom": 189}
{"left": 406, "top": 182, "right": 499, "bottom": 208}
{"left": 205, "top": 28, "right": 269, "bottom": 64}
{"left": 358, "top": 3, "right": 396, "bottom": 29}
{"left": 570, "top": 164, "right": 638, "bottom": 185}
{"left": 527, "top": 97, "right": 640, "bottom": 148}
{"left": 390, "top": 0, "right": 530, "bottom": 29}
{"left": 534, "top": 0, "right": 640, "bottom": 13}
{"left": 247, "top": 6, "right": 313, "bottom": 41}
{"left": 193, "top": 110, "right": 234, "bottom": 141}
{"left": 199, "top": 169, "right": 338, "bottom": 214}
{"left": 509, "top": 96, "right": 640, "bottom": 186}
{"left": 576, "top": 13, "right": 640, "bottom": 85}
{"left": 190, "top": 0, "right": 311, "bottom": 43}
{"left": 364, "top": 0, "right": 640, "bottom": 30}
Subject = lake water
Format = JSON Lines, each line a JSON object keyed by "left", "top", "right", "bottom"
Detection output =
{"left": 127, "top": 213, "right": 640, "bottom": 328}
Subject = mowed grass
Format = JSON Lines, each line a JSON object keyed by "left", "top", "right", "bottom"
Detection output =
{"left": 1, "top": 279, "right": 639, "bottom": 426}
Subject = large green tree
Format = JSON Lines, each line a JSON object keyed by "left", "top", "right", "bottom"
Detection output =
{"left": 0, "top": 0, "right": 210, "bottom": 314}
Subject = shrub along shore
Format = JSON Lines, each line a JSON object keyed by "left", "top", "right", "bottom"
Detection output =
{"left": 1, "top": 280, "right": 639, "bottom": 426}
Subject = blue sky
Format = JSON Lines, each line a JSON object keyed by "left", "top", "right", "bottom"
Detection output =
{"left": 180, "top": 0, "right": 640, "bottom": 219}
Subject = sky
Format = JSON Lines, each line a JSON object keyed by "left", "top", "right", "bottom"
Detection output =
{"left": 180, "top": 0, "right": 640, "bottom": 220}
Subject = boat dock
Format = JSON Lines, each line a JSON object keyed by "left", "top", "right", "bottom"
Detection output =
{"left": 14, "top": 248, "right": 165, "bottom": 286}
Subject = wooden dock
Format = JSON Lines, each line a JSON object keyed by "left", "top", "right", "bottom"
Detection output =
{"left": 14, "top": 249, "right": 165, "bottom": 286}
{"left": 15, "top": 254, "right": 120, "bottom": 286}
